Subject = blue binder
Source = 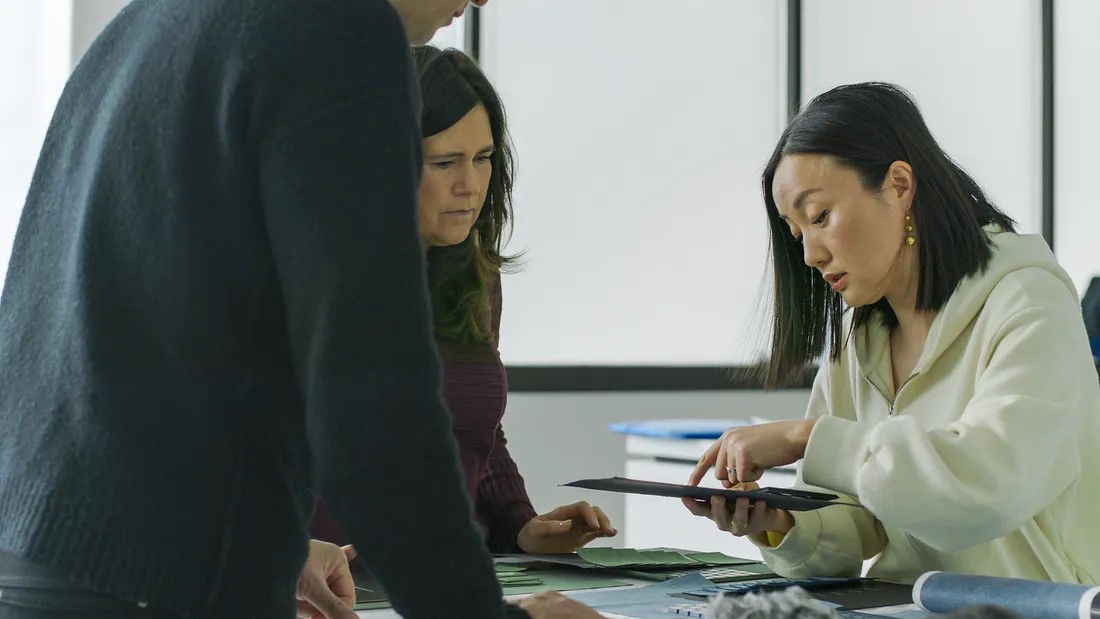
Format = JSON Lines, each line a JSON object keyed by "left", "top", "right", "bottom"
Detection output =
{"left": 607, "top": 419, "right": 749, "bottom": 440}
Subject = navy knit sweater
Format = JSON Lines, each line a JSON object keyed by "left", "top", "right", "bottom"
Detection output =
{"left": 0, "top": 0, "right": 524, "bottom": 617}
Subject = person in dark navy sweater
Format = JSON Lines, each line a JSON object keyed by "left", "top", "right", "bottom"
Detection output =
{"left": 0, "top": 0, "right": 535, "bottom": 618}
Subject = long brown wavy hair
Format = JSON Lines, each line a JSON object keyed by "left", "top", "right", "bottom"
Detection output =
{"left": 414, "top": 46, "right": 519, "bottom": 345}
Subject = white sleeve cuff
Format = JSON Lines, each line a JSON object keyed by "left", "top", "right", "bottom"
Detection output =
{"left": 755, "top": 509, "right": 823, "bottom": 573}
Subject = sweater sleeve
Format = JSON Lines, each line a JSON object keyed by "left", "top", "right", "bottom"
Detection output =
{"left": 802, "top": 305, "right": 1083, "bottom": 553}
{"left": 479, "top": 425, "right": 539, "bottom": 553}
{"left": 251, "top": 4, "right": 521, "bottom": 617}
{"left": 754, "top": 366, "right": 887, "bottom": 577}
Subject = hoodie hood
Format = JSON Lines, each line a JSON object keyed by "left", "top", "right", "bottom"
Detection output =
{"left": 854, "top": 226, "right": 1075, "bottom": 380}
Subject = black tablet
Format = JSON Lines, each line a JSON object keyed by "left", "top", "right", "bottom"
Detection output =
{"left": 562, "top": 477, "right": 860, "bottom": 512}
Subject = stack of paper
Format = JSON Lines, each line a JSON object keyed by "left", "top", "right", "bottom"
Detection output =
{"left": 576, "top": 548, "right": 759, "bottom": 570}
{"left": 352, "top": 563, "right": 629, "bottom": 611}
{"left": 495, "top": 564, "right": 542, "bottom": 587}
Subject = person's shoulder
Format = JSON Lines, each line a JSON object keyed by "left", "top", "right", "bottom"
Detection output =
{"left": 240, "top": 0, "right": 409, "bottom": 68}
{"left": 242, "top": 0, "right": 403, "bottom": 33}
{"left": 237, "top": 0, "right": 415, "bottom": 143}
{"left": 984, "top": 266, "right": 1079, "bottom": 319}
{"left": 978, "top": 230, "right": 1079, "bottom": 318}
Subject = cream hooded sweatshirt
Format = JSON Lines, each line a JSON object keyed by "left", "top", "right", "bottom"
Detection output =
{"left": 758, "top": 228, "right": 1100, "bottom": 585}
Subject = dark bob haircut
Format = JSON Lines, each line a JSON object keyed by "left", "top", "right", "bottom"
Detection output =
{"left": 760, "top": 82, "right": 1015, "bottom": 388}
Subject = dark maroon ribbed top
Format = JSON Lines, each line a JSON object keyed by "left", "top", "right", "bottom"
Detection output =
{"left": 310, "top": 275, "right": 537, "bottom": 553}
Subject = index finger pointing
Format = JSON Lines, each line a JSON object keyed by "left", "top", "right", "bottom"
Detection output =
{"left": 688, "top": 442, "right": 721, "bottom": 486}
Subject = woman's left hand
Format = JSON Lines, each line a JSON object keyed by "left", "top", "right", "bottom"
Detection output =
{"left": 687, "top": 419, "right": 818, "bottom": 487}
{"left": 680, "top": 482, "right": 794, "bottom": 541}
{"left": 517, "top": 501, "right": 617, "bottom": 554}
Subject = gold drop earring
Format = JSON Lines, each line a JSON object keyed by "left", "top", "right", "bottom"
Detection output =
{"left": 905, "top": 213, "right": 916, "bottom": 246}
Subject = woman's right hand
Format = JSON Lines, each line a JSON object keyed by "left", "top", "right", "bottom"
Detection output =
{"left": 680, "top": 482, "right": 795, "bottom": 540}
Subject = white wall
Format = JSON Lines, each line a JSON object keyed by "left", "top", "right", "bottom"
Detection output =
{"left": 0, "top": 1, "right": 71, "bottom": 291}
{"left": 1054, "top": 1, "right": 1100, "bottom": 294}
{"left": 479, "top": 1, "right": 1055, "bottom": 366}
{"left": 801, "top": 0, "right": 1043, "bottom": 236}
{"left": 500, "top": 389, "right": 810, "bottom": 546}
{"left": 70, "top": 0, "right": 130, "bottom": 67}
{"left": 481, "top": 1, "right": 787, "bottom": 366}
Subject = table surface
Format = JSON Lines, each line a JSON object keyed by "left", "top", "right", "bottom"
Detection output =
{"left": 358, "top": 432, "right": 883, "bottom": 617}
{"left": 355, "top": 580, "right": 924, "bottom": 618}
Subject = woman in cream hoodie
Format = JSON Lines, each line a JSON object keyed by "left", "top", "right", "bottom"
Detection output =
{"left": 683, "top": 82, "right": 1100, "bottom": 585}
